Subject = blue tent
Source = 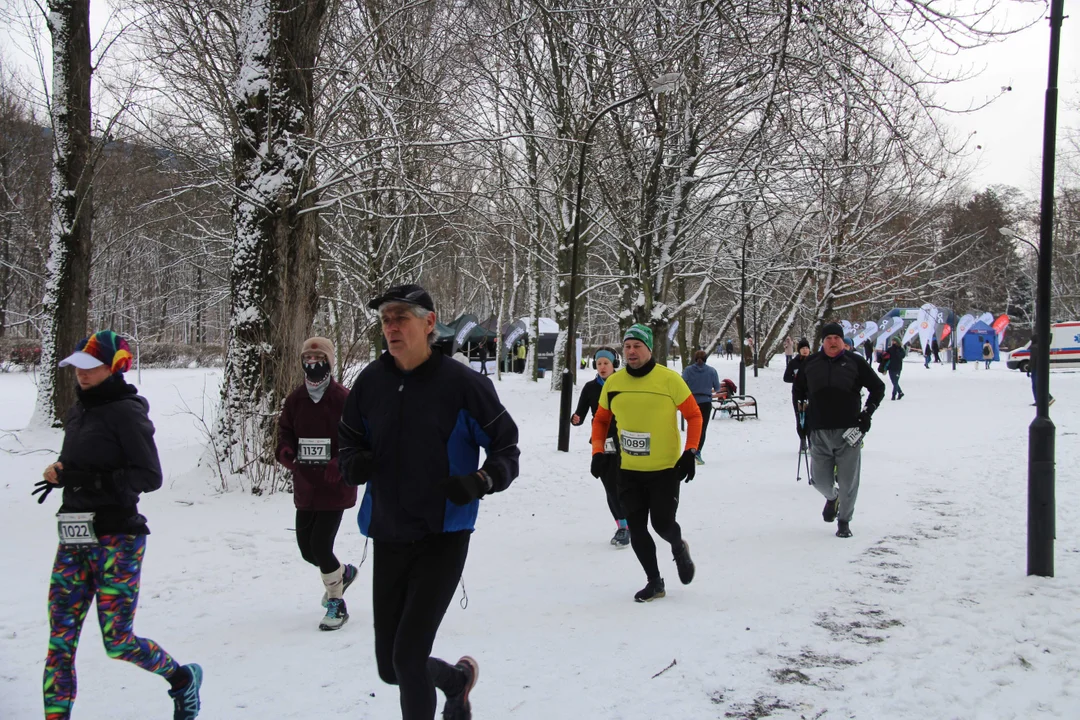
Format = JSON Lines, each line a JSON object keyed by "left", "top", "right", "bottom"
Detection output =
{"left": 962, "top": 321, "right": 1000, "bottom": 361}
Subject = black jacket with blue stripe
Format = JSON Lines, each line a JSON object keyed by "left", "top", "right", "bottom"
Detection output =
{"left": 338, "top": 350, "right": 520, "bottom": 543}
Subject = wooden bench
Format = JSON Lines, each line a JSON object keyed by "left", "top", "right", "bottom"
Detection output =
{"left": 712, "top": 393, "right": 758, "bottom": 421}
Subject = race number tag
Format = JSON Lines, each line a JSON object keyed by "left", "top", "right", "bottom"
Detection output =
{"left": 842, "top": 427, "right": 864, "bottom": 447}
{"left": 57, "top": 512, "right": 97, "bottom": 546}
{"left": 603, "top": 437, "right": 617, "bottom": 455}
{"left": 298, "top": 438, "right": 332, "bottom": 465}
{"left": 620, "top": 431, "right": 651, "bottom": 456}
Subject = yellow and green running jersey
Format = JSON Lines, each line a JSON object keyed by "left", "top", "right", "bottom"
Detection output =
{"left": 592, "top": 364, "right": 700, "bottom": 472}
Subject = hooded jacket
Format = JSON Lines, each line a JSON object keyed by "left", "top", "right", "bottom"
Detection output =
{"left": 681, "top": 362, "right": 721, "bottom": 404}
{"left": 56, "top": 374, "right": 163, "bottom": 535}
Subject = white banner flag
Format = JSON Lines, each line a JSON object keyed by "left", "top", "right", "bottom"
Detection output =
{"left": 840, "top": 320, "right": 853, "bottom": 338}
{"left": 955, "top": 314, "right": 976, "bottom": 343}
{"left": 901, "top": 319, "right": 920, "bottom": 346}
{"left": 916, "top": 303, "right": 938, "bottom": 348}
{"left": 875, "top": 317, "right": 905, "bottom": 352}
{"left": 853, "top": 321, "right": 879, "bottom": 346}
{"left": 978, "top": 312, "right": 994, "bottom": 327}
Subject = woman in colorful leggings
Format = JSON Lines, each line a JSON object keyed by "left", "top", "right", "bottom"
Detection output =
{"left": 33, "top": 331, "right": 202, "bottom": 719}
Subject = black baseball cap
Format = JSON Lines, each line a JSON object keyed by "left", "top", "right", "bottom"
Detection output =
{"left": 367, "top": 284, "right": 435, "bottom": 312}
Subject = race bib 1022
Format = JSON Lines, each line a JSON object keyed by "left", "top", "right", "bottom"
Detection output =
{"left": 57, "top": 512, "right": 97, "bottom": 546}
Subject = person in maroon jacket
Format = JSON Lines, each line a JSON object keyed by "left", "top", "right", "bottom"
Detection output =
{"left": 276, "top": 336, "right": 358, "bottom": 631}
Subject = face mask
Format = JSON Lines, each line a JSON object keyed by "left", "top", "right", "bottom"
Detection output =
{"left": 303, "top": 360, "right": 330, "bottom": 383}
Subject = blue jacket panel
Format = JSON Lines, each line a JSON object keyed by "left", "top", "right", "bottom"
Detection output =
{"left": 682, "top": 363, "right": 721, "bottom": 404}
{"left": 340, "top": 351, "right": 519, "bottom": 543}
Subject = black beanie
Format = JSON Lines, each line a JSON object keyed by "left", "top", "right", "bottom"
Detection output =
{"left": 797, "top": 337, "right": 810, "bottom": 350}
{"left": 821, "top": 322, "right": 844, "bottom": 339}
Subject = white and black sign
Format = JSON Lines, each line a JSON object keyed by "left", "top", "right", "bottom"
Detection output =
{"left": 57, "top": 512, "right": 97, "bottom": 546}
{"left": 298, "top": 438, "right": 332, "bottom": 464}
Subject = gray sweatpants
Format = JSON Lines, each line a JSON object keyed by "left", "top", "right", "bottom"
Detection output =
{"left": 808, "top": 428, "right": 861, "bottom": 523}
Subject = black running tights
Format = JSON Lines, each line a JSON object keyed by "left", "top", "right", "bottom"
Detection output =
{"left": 373, "top": 531, "right": 470, "bottom": 720}
{"left": 295, "top": 509, "right": 344, "bottom": 574}
{"left": 600, "top": 458, "right": 626, "bottom": 522}
{"left": 618, "top": 469, "right": 683, "bottom": 582}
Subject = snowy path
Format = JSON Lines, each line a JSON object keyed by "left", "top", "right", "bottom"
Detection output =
{"left": 1, "top": 358, "right": 1078, "bottom": 719}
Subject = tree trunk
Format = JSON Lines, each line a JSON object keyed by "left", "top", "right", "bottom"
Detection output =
{"left": 219, "top": 0, "right": 329, "bottom": 485}
{"left": 33, "top": 0, "right": 93, "bottom": 427}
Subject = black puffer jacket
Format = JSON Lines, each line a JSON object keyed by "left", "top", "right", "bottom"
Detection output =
{"left": 783, "top": 355, "right": 809, "bottom": 397}
{"left": 793, "top": 350, "right": 885, "bottom": 431}
{"left": 56, "top": 374, "right": 163, "bottom": 535}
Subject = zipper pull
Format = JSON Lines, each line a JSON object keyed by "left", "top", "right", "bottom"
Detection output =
{"left": 398, "top": 383, "right": 404, "bottom": 392}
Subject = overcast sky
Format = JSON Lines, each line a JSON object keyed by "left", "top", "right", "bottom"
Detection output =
{"left": 3, "top": 2, "right": 1077, "bottom": 197}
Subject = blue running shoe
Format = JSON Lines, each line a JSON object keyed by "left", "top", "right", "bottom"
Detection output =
{"left": 169, "top": 663, "right": 203, "bottom": 720}
{"left": 320, "top": 597, "right": 349, "bottom": 631}
{"left": 322, "top": 563, "right": 358, "bottom": 608}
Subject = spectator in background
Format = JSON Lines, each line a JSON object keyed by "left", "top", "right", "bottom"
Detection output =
{"left": 682, "top": 350, "right": 722, "bottom": 465}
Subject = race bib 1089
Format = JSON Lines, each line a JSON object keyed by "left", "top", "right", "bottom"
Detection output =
{"left": 57, "top": 512, "right": 97, "bottom": 546}
{"left": 620, "top": 430, "right": 651, "bottom": 456}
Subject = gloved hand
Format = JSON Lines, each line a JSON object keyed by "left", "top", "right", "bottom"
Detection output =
{"left": 31, "top": 480, "right": 55, "bottom": 504}
{"left": 858, "top": 410, "right": 872, "bottom": 434}
{"left": 441, "top": 471, "right": 492, "bottom": 506}
{"left": 277, "top": 446, "right": 297, "bottom": 470}
{"left": 674, "top": 449, "right": 697, "bottom": 483}
{"left": 590, "top": 453, "right": 608, "bottom": 479}
{"left": 342, "top": 450, "right": 375, "bottom": 487}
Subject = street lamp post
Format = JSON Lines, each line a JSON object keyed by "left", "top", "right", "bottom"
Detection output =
{"left": 558, "top": 74, "right": 682, "bottom": 452}
{"left": 1027, "top": 0, "right": 1064, "bottom": 578}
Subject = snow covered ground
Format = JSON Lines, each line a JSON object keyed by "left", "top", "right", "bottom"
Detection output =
{"left": 1, "top": 356, "right": 1079, "bottom": 719}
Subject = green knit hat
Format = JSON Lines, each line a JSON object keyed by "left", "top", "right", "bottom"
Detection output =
{"left": 623, "top": 323, "right": 654, "bottom": 351}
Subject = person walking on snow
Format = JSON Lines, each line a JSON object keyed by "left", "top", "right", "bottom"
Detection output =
{"left": 923, "top": 342, "right": 932, "bottom": 368}
{"left": 591, "top": 324, "right": 702, "bottom": 602}
{"left": 34, "top": 331, "right": 202, "bottom": 720}
{"left": 982, "top": 340, "right": 993, "bottom": 369}
{"left": 681, "top": 350, "right": 722, "bottom": 464}
{"left": 782, "top": 336, "right": 794, "bottom": 365}
{"left": 794, "top": 322, "right": 885, "bottom": 539}
{"left": 931, "top": 336, "right": 941, "bottom": 363}
{"left": 885, "top": 337, "right": 906, "bottom": 400}
{"left": 572, "top": 347, "right": 629, "bottom": 547}
{"left": 339, "top": 284, "right": 520, "bottom": 720}
{"left": 783, "top": 338, "right": 812, "bottom": 443}
{"left": 276, "top": 336, "right": 358, "bottom": 631}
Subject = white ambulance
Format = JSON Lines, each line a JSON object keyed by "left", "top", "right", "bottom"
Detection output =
{"left": 1007, "top": 321, "right": 1080, "bottom": 372}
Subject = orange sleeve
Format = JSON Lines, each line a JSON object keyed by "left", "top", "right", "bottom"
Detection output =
{"left": 678, "top": 396, "right": 703, "bottom": 452}
{"left": 591, "top": 406, "right": 614, "bottom": 455}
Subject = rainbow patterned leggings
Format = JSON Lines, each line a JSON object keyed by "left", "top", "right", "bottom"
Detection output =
{"left": 44, "top": 534, "right": 179, "bottom": 720}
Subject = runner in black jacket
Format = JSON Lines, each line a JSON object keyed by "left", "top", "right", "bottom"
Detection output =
{"left": 35, "top": 331, "right": 202, "bottom": 720}
{"left": 794, "top": 323, "right": 885, "bottom": 539}
{"left": 571, "top": 347, "right": 627, "bottom": 547}
{"left": 782, "top": 338, "right": 812, "bottom": 443}
{"left": 339, "top": 284, "right": 519, "bottom": 720}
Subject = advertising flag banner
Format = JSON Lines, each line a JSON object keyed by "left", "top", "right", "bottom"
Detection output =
{"left": 955, "top": 314, "right": 976, "bottom": 343}
{"left": 978, "top": 312, "right": 994, "bottom": 327}
{"left": 992, "top": 315, "right": 1010, "bottom": 345}
{"left": 840, "top": 320, "right": 853, "bottom": 337}
{"left": 916, "top": 303, "right": 938, "bottom": 348}
{"left": 901, "top": 319, "right": 921, "bottom": 346}
{"left": 875, "top": 317, "right": 905, "bottom": 351}
{"left": 853, "top": 321, "right": 879, "bottom": 346}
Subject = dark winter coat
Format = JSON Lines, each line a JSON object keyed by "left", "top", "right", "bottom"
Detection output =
{"left": 682, "top": 362, "right": 721, "bottom": 404}
{"left": 885, "top": 344, "right": 906, "bottom": 373}
{"left": 573, "top": 376, "right": 619, "bottom": 446}
{"left": 57, "top": 374, "right": 163, "bottom": 536}
{"left": 277, "top": 379, "right": 356, "bottom": 511}
{"left": 793, "top": 350, "right": 885, "bottom": 431}
{"left": 338, "top": 350, "right": 520, "bottom": 543}
{"left": 783, "top": 354, "right": 809, "bottom": 398}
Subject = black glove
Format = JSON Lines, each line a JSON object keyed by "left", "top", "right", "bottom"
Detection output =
{"left": 31, "top": 480, "right": 55, "bottom": 504}
{"left": 857, "top": 410, "right": 872, "bottom": 434}
{"left": 442, "top": 471, "right": 492, "bottom": 506}
{"left": 674, "top": 449, "right": 697, "bottom": 483}
{"left": 342, "top": 450, "right": 375, "bottom": 487}
{"left": 590, "top": 453, "right": 608, "bottom": 479}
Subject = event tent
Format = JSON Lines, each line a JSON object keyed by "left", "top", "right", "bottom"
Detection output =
{"left": 962, "top": 321, "right": 1000, "bottom": 362}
